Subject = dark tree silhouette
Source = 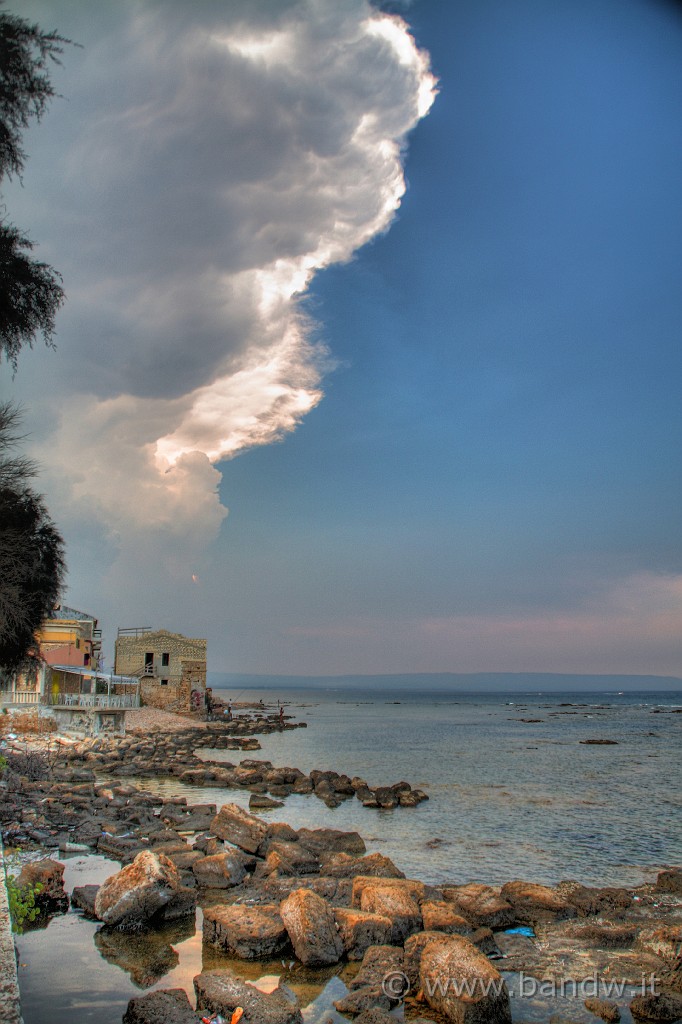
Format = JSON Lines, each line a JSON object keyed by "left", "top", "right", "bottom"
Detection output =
{"left": 0, "top": 403, "right": 65, "bottom": 672}
{"left": 0, "top": 11, "right": 70, "bottom": 671}
{"left": 0, "top": 10, "right": 70, "bottom": 369}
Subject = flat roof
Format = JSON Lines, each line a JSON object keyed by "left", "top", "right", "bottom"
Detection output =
{"left": 50, "top": 665, "right": 140, "bottom": 686}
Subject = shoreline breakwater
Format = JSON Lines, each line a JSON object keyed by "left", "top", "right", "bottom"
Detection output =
{"left": 1, "top": 700, "right": 681, "bottom": 1024}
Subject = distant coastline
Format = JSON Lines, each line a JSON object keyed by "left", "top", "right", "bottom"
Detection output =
{"left": 207, "top": 670, "right": 682, "bottom": 692}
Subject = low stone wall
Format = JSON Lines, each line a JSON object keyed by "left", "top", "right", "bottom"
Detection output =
{"left": 0, "top": 836, "right": 22, "bottom": 1024}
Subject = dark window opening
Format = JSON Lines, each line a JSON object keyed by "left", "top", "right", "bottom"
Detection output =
{"left": 145, "top": 652, "right": 154, "bottom": 667}
{"left": 160, "top": 678, "right": 169, "bottom": 686}
{"left": 161, "top": 652, "right": 169, "bottom": 666}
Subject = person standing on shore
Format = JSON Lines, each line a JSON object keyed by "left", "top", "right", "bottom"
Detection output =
{"left": 205, "top": 687, "right": 213, "bottom": 719}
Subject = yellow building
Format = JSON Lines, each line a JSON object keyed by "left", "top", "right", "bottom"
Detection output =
{"left": 36, "top": 605, "right": 102, "bottom": 670}
{"left": 1, "top": 605, "right": 102, "bottom": 705}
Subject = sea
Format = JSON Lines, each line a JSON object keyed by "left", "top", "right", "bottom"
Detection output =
{"left": 200, "top": 685, "right": 682, "bottom": 888}
{"left": 13, "top": 685, "right": 682, "bottom": 1024}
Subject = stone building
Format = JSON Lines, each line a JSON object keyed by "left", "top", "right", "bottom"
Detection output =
{"left": 114, "top": 627, "right": 207, "bottom": 712}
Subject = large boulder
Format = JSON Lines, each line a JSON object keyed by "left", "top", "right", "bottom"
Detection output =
{"left": 322, "top": 852, "right": 405, "bottom": 879}
{"left": 203, "top": 904, "right": 290, "bottom": 959}
{"left": 94, "top": 850, "right": 194, "bottom": 931}
{"left": 500, "top": 880, "right": 577, "bottom": 924}
{"left": 263, "top": 840, "right": 319, "bottom": 875}
{"left": 280, "top": 887, "right": 344, "bottom": 965}
{"left": 356, "top": 880, "right": 423, "bottom": 943}
{"left": 404, "top": 931, "right": 455, "bottom": 990}
{"left": 335, "top": 945, "right": 405, "bottom": 1016}
{"left": 557, "top": 880, "right": 633, "bottom": 917}
{"left": 210, "top": 803, "right": 269, "bottom": 854}
{"left": 296, "top": 827, "right": 366, "bottom": 857}
{"left": 630, "top": 991, "right": 682, "bottom": 1022}
{"left": 348, "top": 945, "right": 405, "bottom": 990}
{"left": 333, "top": 987, "right": 392, "bottom": 1017}
{"left": 122, "top": 988, "right": 197, "bottom": 1024}
{"left": 334, "top": 908, "right": 394, "bottom": 960}
{"left": 441, "top": 883, "right": 516, "bottom": 929}
{"left": 421, "top": 901, "right": 471, "bottom": 935}
{"left": 351, "top": 875, "right": 432, "bottom": 908}
{"left": 191, "top": 851, "right": 247, "bottom": 889}
{"left": 635, "top": 926, "right": 682, "bottom": 964}
{"left": 194, "top": 968, "right": 302, "bottom": 1024}
{"left": 15, "top": 858, "right": 67, "bottom": 909}
{"left": 655, "top": 868, "right": 682, "bottom": 894}
{"left": 585, "top": 997, "right": 621, "bottom": 1023}
{"left": 420, "top": 934, "right": 512, "bottom": 1024}
{"left": 71, "top": 884, "right": 99, "bottom": 918}
{"left": 259, "top": 874, "right": 353, "bottom": 907}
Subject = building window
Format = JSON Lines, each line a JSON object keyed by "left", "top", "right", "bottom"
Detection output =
{"left": 144, "top": 653, "right": 154, "bottom": 670}
{"left": 160, "top": 679, "right": 169, "bottom": 686}
{"left": 161, "top": 652, "right": 169, "bottom": 666}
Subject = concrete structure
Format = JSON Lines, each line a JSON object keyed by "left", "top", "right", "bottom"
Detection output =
{"left": 41, "top": 665, "right": 140, "bottom": 736}
{"left": 114, "top": 627, "right": 207, "bottom": 713}
{"left": 0, "top": 837, "right": 21, "bottom": 1024}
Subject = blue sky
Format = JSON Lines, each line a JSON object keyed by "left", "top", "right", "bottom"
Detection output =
{"left": 3, "top": 0, "right": 682, "bottom": 676}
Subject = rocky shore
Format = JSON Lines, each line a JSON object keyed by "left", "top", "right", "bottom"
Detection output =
{"left": 1, "top": 718, "right": 681, "bottom": 1024}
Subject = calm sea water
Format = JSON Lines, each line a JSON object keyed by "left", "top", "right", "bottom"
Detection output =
{"left": 201, "top": 686, "right": 682, "bottom": 888}
{"left": 14, "top": 687, "right": 682, "bottom": 1024}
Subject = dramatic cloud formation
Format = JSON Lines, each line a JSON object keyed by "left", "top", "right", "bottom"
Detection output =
{"left": 20, "top": 0, "right": 436, "bottom": 568}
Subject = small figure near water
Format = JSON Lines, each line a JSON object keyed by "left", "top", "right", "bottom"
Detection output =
{"left": 204, "top": 686, "right": 213, "bottom": 719}
{"left": 279, "top": 704, "right": 284, "bottom": 725}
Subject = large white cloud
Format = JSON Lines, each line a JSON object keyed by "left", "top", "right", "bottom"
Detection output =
{"left": 16, "top": 0, "right": 435, "bottom": 571}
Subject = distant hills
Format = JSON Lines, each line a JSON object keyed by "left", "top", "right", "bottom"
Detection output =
{"left": 207, "top": 671, "right": 682, "bottom": 693}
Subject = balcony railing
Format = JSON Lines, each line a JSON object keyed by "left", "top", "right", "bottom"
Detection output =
{"left": 0, "top": 690, "right": 40, "bottom": 705}
{"left": 44, "top": 693, "right": 140, "bottom": 709}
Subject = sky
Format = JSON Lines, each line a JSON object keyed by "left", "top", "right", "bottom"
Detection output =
{"left": 2, "top": 0, "right": 682, "bottom": 679}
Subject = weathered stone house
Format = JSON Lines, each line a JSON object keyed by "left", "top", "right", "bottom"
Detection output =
{"left": 114, "top": 628, "right": 207, "bottom": 712}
